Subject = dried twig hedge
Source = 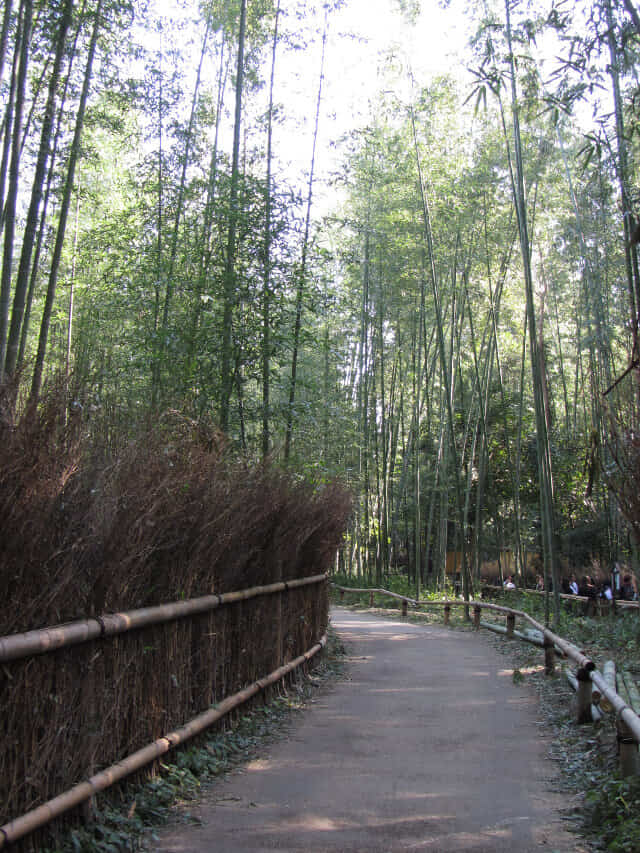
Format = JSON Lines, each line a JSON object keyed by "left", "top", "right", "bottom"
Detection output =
{"left": 0, "top": 386, "right": 351, "bottom": 631}
{"left": 0, "top": 385, "right": 350, "bottom": 849}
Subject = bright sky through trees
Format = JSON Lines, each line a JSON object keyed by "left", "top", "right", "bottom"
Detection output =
{"left": 272, "top": 0, "right": 470, "bottom": 209}
{"left": 134, "top": 0, "right": 470, "bottom": 214}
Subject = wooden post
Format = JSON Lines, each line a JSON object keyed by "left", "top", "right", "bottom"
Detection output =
{"left": 543, "top": 637, "right": 556, "bottom": 676}
{"left": 506, "top": 613, "right": 515, "bottom": 638}
{"left": 443, "top": 604, "right": 451, "bottom": 625}
{"left": 618, "top": 720, "right": 640, "bottom": 777}
{"left": 401, "top": 599, "right": 408, "bottom": 618}
{"left": 473, "top": 605, "right": 481, "bottom": 630}
{"left": 339, "top": 589, "right": 344, "bottom": 601}
{"left": 369, "top": 590, "right": 374, "bottom": 607}
{"left": 576, "top": 667, "right": 594, "bottom": 723}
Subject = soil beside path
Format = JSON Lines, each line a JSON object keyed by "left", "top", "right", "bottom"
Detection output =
{"left": 151, "top": 607, "right": 588, "bottom": 852}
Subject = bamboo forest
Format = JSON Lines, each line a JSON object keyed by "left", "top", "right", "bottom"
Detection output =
{"left": 2, "top": 0, "right": 640, "bottom": 616}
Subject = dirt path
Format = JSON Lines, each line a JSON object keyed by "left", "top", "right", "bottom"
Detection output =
{"left": 152, "top": 608, "right": 587, "bottom": 852}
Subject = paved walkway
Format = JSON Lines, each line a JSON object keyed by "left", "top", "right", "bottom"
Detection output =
{"left": 152, "top": 608, "right": 585, "bottom": 852}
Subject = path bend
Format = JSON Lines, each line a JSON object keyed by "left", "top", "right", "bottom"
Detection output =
{"left": 152, "top": 607, "right": 587, "bottom": 852}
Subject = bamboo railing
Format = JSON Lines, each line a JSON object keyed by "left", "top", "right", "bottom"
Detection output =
{"left": 0, "top": 574, "right": 329, "bottom": 848}
{"left": 0, "top": 574, "right": 327, "bottom": 664}
{"left": 525, "top": 587, "right": 639, "bottom": 611}
{"left": 0, "top": 634, "right": 327, "bottom": 848}
{"left": 332, "top": 583, "right": 640, "bottom": 770}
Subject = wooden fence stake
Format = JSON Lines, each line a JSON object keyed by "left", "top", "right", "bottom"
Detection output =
{"left": 544, "top": 637, "right": 556, "bottom": 676}
{"left": 576, "top": 667, "right": 594, "bottom": 723}
{"left": 443, "top": 604, "right": 451, "bottom": 626}
{"left": 506, "top": 613, "right": 515, "bottom": 638}
{"left": 473, "top": 605, "right": 481, "bottom": 630}
{"left": 369, "top": 591, "right": 374, "bottom": 607}
{"left": 401, "top": 599, "right": 408, "bottom": 618}
{"left": 618, "top": 720, "right": 640, "bottom": 777}
{"left": 340, "top": 589, "right": 344, "bottom": 601}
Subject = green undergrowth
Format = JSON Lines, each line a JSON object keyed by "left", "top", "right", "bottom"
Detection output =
{"left": 44, "top": 630, "right": 347, "bottom": 853}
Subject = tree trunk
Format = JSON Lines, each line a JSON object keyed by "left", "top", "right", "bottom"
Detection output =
{"left": 0, "top": 0, "right": 32, "bottom": 376}
{"left": 605, "top": 0, "right": 640, "bottom": 351}
{"left": 219, "top": 0, "right": 247, "bottom": 434}
{"left": 262, "top": 1, "right": 280, "bottom": 458}
{"left": 153, "top": 13, "right": 211, "bottom": 405}
{"left": 5, "top": 0, "right": 71, "bottom": 378}
{"left": 411, "top": 105, "right": 471, "bottom": 608}
{"left": 0, "top": 0, "right": 13, "bottom": 92}
{"left": 186, "top": 31, "right": 229, "bottom": 403}
{"left": 284, "top": 12, "right": 328, "bottom": 461}
{"left": 0, "top": 6, "right": 20, "bottom": 234}
{"left": 503, "top": 0, "right": 558, "bottom": 620}
{"left": 31, "top": 0, "right": 102, "bottom": 401}
{"left": 65, "top": 183, "right": 80, "bottom": 401}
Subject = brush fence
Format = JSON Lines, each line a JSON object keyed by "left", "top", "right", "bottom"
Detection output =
{"left": 333, "top": 584, "right": 640, "bottom": 775}
{"left": 0, "top": 574, "right": 329, "bottom": 849}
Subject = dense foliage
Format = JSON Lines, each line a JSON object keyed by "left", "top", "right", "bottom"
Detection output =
{"left": 2, "top": 0, "right": 640, "bottom": 616}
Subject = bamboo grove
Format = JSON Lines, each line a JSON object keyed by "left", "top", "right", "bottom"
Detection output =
{"left": 1, "top": 0, "right": 640, "bottom": 616}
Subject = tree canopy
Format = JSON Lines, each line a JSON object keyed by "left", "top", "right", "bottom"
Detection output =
{"left": 2, "top": 0, "right": 640, "bottom": 618}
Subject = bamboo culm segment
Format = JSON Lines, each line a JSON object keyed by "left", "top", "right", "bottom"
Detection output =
{"left": 0, "top": 634, "right": 327, "bottom": 848}
{"left": 0, "top": 574, "right": 327, "bottom": 664}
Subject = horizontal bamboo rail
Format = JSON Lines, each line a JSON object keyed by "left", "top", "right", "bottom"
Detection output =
{"left": 332, "top": 583, "right": 640, "bottom": 747}
{"left": 333, "top": 586, "right": 418, "bottom": 605}
{"left": 0, "top": 574, "right": 327, "bottom": 664}
{"left": 0, "top": 633, "right": 327, "bottom": 848}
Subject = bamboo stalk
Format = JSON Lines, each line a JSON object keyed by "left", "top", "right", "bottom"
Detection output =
{"left": 590, "top": 669, "right": 640, "bottom": 742}
{"left": 616, "top": 675, "right": 633, "bottom": 709}
{"left": 622, "top": 671, "right": 640, "bottom": 716}
{"left": 614, "top": 674, "right": 640, "bottom": 776}
{"left": 480, "top": 620, "right": 549, "bottom": 649}
{"left": 0, "top": 634, "right": 328, "bottom": 848}
{"left": 543, "top": 635, "right": 556, "bottom": 675}
{"left": 565, "top": 668, "right": 578, "bottom": 693}
{"left": 0, "top": 575, "right": 327, "bottom": 664}
{"left": 601, "top": 661, "right": 616, "bottom": 712}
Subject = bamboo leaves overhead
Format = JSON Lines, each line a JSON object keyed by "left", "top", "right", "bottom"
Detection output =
{"left": 0, "top": 0, "right": 639, "bottom": 591}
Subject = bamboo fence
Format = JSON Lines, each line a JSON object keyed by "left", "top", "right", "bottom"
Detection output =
{"left": 1, "top": 574, "right": 329, "bottom": 849}
{"left": 0, "top": 635, "right": 327, "bottom": 849}
{"left": 0, "top": 574, "right": 327, "bottom": 664}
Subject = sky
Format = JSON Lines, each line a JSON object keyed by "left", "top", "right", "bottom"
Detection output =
{"left": 323, "top": 0, "right": 469, "bottom": 118}
{"left": 134, "top": 0, "right": 477, "bottom": 217}
{"left": 272, "top": 0, "right": 471, "bottom": 207}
